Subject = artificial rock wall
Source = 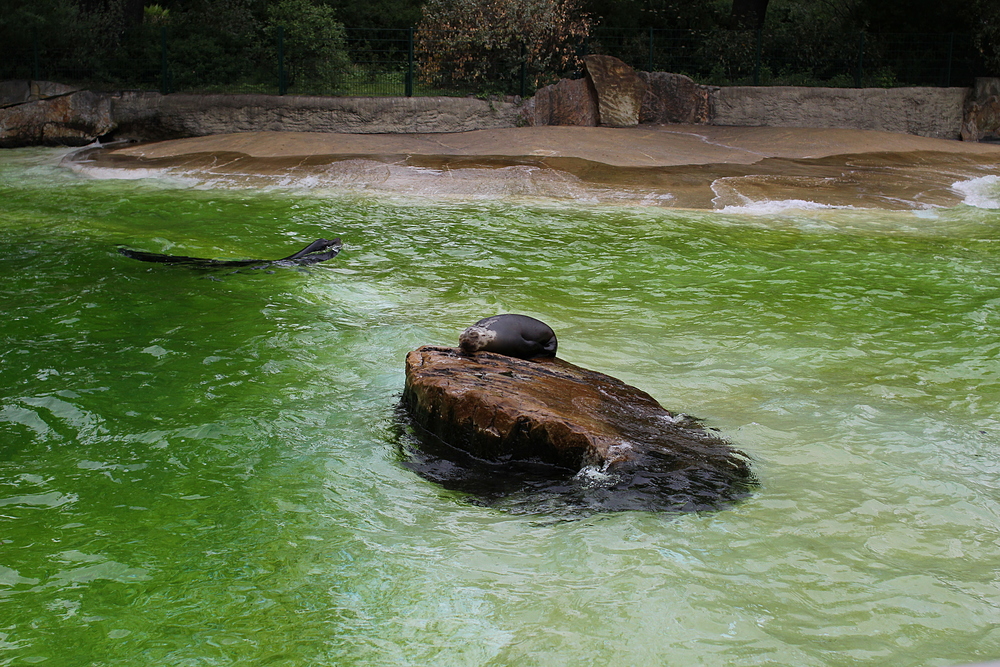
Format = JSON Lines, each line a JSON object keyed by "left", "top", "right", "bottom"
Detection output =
{"left": 523, "top": 55, "right": 991, "bottom": 141}
{"left": 1, "top": 66, "right": 997, "bottom": 147}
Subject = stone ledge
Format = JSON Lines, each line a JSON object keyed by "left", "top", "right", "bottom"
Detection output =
{"left": 0, "top": 87, "right": 523, "bottom": 147}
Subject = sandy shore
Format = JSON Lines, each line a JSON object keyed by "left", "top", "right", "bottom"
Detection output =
{"left": 85, "top": 125, "right": 1000, "bottom": 209}
{"left": 108, "top": 125, "right": 1000, "bottom": 167}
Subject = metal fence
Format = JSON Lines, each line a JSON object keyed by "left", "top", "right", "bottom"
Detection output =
{"left": 0, "top": 26, "right": 983, "bottom": 98}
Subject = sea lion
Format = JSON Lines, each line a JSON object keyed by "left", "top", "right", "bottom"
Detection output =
{"left": 459, "top": 314, "right": 557, "bottom": 359}
{"left": 118, "top": 237, "right": 342, "bottom": 268}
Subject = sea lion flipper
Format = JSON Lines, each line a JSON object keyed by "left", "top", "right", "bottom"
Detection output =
{"left": 281, "top": 238, "right": 342, "bottom": 261}
{"left": 119, "top": 237, "right": 343, "bottom": 268}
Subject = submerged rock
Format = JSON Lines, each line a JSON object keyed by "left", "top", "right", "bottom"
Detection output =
{"left": 399, "top": 346, "right": 756, "bottom": 514}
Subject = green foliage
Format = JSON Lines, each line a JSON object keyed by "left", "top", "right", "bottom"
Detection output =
{"left": 581, "top": 0, "right": 726, "bottom": 31}
{"left": 2, "top": 0, "right": 995, "bottom": 95}
{"left": 324, "top": 0, "right": 424, "bottom": 30}
{"left": 0, "top": 0, "right": 80, "bottom": 52}
{"left": 969, "top": 0, "right": 1000, "bottom": 75}
{"left": 103, "top": 0, "right": 267, "bottom": 91}
{"left": 143, "top": 4, "right": 170, "bottom": 25}
{"left": 0, "top": 0, "right": 115, "bottom": 80}
{"left": 265, "top": 0, "right": 352, "bottom": 92}
{"left": 415, "top": 0, "right": 591, "bottom": 93}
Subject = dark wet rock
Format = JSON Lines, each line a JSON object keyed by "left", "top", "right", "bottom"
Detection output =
{"left": 399, "top": 346, "right": 756, "bottom": 514}
{"left": 639, "top": 72, "right": 712, "bottom": 124}
{"left": 0, "top": 89, "right": 111, "bottom": 147}
{"left": 584, "top": 55, "right": 647, "bottom": 127}
{"left": 525, "top": 77, "right": 599, "bottom": 127}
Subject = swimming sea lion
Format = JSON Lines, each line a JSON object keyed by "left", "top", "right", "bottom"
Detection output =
{"left": 459, "top": 314, "right": 557, "bottom": 359}
{"left": 118, "top": 237, "right": 342, "bottom": 268}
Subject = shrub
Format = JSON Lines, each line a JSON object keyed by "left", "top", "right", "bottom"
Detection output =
{"left": 265, "top": 0, "right": 352, "bottom": 93}
{"left": 415, "top": 0, "right": 591, "bottom": 94}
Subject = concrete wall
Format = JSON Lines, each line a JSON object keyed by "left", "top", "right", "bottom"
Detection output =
{"left": 711, "top": 86, "right": 970, "bottom": 139}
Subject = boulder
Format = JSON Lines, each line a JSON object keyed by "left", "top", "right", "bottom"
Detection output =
{"left": 0, "top": 80, "right": 81, "bottom": 108}
{"left": 0, "top": 89, "right": 112, "bottom": 147}
{"left": 961, "top": 78, "right": 1000, "bottom": 142}
{"left": 524, "top": 76, "right": 599, "bottom": 126}
{"left": 400, "top": 346, "right": 756, "bottom": 513}
{"left": 583, "top": 54, "right": 647, "bottom": 127}
{"left": 639, "top": 71, "right": 712, "bottom": 124}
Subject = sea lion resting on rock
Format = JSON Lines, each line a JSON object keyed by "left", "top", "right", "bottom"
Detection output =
{"left": 459, "top": 314, "right": 557, "bottom": 359}
{"left": 118, "top": 238, "right": 342, "bottom": 268}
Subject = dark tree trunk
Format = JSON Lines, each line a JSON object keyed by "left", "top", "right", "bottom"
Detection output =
{"left": 731, "top": 0, "right": 770, "bottom": 29}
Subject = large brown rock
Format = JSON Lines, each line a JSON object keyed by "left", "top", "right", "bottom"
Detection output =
{"left": 0, "top": 80, "right": 81, "bottom": 108}
{"left": 0, "top": 90, "right": 112, "bottom": 147}
{"left": 400, "top": 346, "right": 755, "bottom": 512}
{"left": 526, "top": 77, "right": 599, "bottom": 126}
{"left": 639, "top": 71, "right": 711, "bottom": 124}
{"left": 584, "top": 55, "right": 647, "bottom": 127}
{"left": 962, "top": 78, "right": 1000, "bottom": 142}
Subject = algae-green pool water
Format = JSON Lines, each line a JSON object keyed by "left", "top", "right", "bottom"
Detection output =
{"left": 1, "top": 147, "right": 999, "bottom": 666}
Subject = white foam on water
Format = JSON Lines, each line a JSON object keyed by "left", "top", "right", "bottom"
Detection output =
{"left": 572, "top": 465, "right": 617, "bottom": 487}
{"left": 710, "top": 175, "right": 862, "bottom": 214}
{"left": 952, "top": 175, "right": 1000, "bottom": 209}
{"left": 717, "top": 198, "right": 859, "bottom": 215}
{"left": 71, "top": 162, "right": 201, "bottom": 188}
{"left": 64, "top": 157, "right": 687, "bottom": 206}
{"left": 74, "top": 165, "right": 171, "bottom": 180}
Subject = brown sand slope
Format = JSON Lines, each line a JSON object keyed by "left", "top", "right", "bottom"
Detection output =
{"left": 109, "top": 125, "right": 1000, "bottom": 166}
{"left": 91, "top": 125, "right": 1000, "bottom": 209}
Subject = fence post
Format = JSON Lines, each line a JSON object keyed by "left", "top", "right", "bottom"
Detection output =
{"left": 855, "top": 31, "right": 865, "bottom": 87}
{"left": 944, "top": 32, "right": 954, "bottom": 87}
{"left": 31, "top": 35, "right": 40, "bottom": 80}
{"left": 648, "top": 27, "right": 654, "bottom": 72}
{"left": 520, "top": 42, "right": 527, "bottom": 97}
{"left": 753, "top": 28, "right": 762, "bottom": 85}
{"left": 278, "top": 26, "right": 287, "bottom": 95}
{"left": 406, "top": 27, "right": 414, "bottom": 97}
{"left": 160, "top": 27, "right": 168, "bottom": 94}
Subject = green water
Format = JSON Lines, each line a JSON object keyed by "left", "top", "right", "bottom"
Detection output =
{"left": 2, "top": 147, "right": 1000, "bottom": 666}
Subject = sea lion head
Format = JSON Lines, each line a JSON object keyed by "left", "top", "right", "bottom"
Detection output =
{"left": 459, "top": 325, "right": 497, "bottom": 355}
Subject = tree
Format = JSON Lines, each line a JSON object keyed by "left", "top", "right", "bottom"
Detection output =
{"left": 265, "top": 0, "right": 351, "bottom": 92}
{"left": 416, "top": 0, "right": 590, "bottom": 93}
{"left": 969, "top": 0, "right": 1000, "bottom": 75}
{"left": 0, "top": 0, "right": 81, "bottom": 53}
{"left": 579, "top": 0, "right": 723, "bottom": 31}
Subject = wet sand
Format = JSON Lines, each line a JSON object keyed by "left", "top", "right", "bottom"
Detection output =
{"left": 87, "top": 125, "right": 1000, "bottom": 209}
